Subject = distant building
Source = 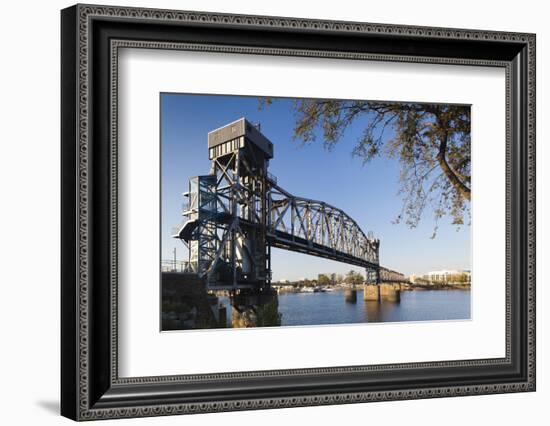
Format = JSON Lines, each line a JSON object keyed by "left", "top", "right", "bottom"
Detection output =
{"left": 408, "top": 274, "right": 425, "bottom": 284}
{"left": 410, "top": 270, "right": 471, "bottom": 285}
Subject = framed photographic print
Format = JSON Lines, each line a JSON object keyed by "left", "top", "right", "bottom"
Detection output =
{"left": 61, "top": 4, "right": 536, "bottom": 421}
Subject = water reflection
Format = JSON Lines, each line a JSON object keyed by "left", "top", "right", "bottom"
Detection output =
{"left": 363, "top": 300, "right": 400, "bottom": 322}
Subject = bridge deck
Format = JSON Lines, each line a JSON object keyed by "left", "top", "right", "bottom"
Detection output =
{"left": 267, "top": 230, "right": 379, "bottom": 271}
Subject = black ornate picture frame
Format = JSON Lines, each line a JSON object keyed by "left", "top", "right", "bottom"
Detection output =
{"left": 61, "top": 4, "right": 536, "bottom": 421}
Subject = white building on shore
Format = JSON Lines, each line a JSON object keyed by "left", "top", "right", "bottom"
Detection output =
{"left": 410, "top": 270, "right": 471, "bottom": 285}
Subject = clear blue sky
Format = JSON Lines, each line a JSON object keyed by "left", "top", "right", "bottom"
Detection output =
{"left": 161, "top": 93, "right": 470, "bottom": 280}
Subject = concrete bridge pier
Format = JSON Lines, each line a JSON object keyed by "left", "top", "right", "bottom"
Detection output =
{"left": 363, "top": 284, "right": 380, "bottom": 301}
{"left": 379, "top": 283, "right": 401, "bottom": 303}
{"left": 363, "top": 283, "right": 401, "bottom": 302}
{"left": 345, "top": 288, "right": 357, "bottom": 303}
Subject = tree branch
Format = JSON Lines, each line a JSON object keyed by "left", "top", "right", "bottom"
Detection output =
{"left": 437, "top": 130, "right": 471, "bottom": 201}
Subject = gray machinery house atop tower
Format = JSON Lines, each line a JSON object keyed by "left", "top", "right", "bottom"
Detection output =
{"left": 175, "top": 117, "right": 381, "bottom": 291}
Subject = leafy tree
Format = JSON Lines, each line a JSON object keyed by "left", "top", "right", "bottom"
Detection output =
{"left": 317, "top": 274, "right": 331, "bottom": 286}
{"left": 344, "top": 270, "right": 364, "bottom": 285}
{"left": 262, "top": 99, "right": 471, "bottom": 236}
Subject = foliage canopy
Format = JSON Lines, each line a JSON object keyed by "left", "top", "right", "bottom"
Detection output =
{"left": 262, "top": 98, "right": 471, "bottom": 237}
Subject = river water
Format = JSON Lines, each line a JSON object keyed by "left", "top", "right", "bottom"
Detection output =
{"left": 279, "top": 289, "right": 470, "bottom": 326}
{"left": 222, "top": 289, "right": 471, "bottom": 327}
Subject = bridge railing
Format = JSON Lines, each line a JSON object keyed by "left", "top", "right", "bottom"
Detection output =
{"left": 161, "top": 260, "right": 191, "bottom": 273}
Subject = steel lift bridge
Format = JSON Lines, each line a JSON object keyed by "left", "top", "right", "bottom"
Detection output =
{"left": 175, "top": 118, "right": 381, "bottom": 292}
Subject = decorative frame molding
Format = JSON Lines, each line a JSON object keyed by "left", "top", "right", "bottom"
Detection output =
{"left": 61, "top": 4, "right": 535, "bottom": 421}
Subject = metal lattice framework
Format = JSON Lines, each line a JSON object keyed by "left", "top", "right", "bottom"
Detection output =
{"left": 268, "top": 182, "right": 380, "bottom": 275}
{"left": 379, "top": 267, "right": 407, "bottom": 283}
{"left": 183, "top": 175, "right": 218, "bottom": 275}
{"left": 177, "top": 133, "right": 271, "bottom": 289}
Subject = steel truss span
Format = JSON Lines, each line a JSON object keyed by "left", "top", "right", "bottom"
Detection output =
{"left": 268, "top": 183, "right": 380, "bottom": 272}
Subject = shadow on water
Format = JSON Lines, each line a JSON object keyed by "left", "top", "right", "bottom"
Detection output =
{"left": 364, "top": 300, "right": 380, "bottom": 322}
{"left": 363, "top": 299, "right": 401, "bottom": 322}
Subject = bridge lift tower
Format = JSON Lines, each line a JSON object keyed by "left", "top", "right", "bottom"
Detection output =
{"left": 176, "top": 118, "right": 274, "bottom": 291}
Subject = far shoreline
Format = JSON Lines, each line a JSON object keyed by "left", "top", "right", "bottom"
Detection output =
{"left": 272, "top": 282, "right": 471, "bottom": 295}
{"left": 403, "top": 283, "right": 471, "bottom": 291}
